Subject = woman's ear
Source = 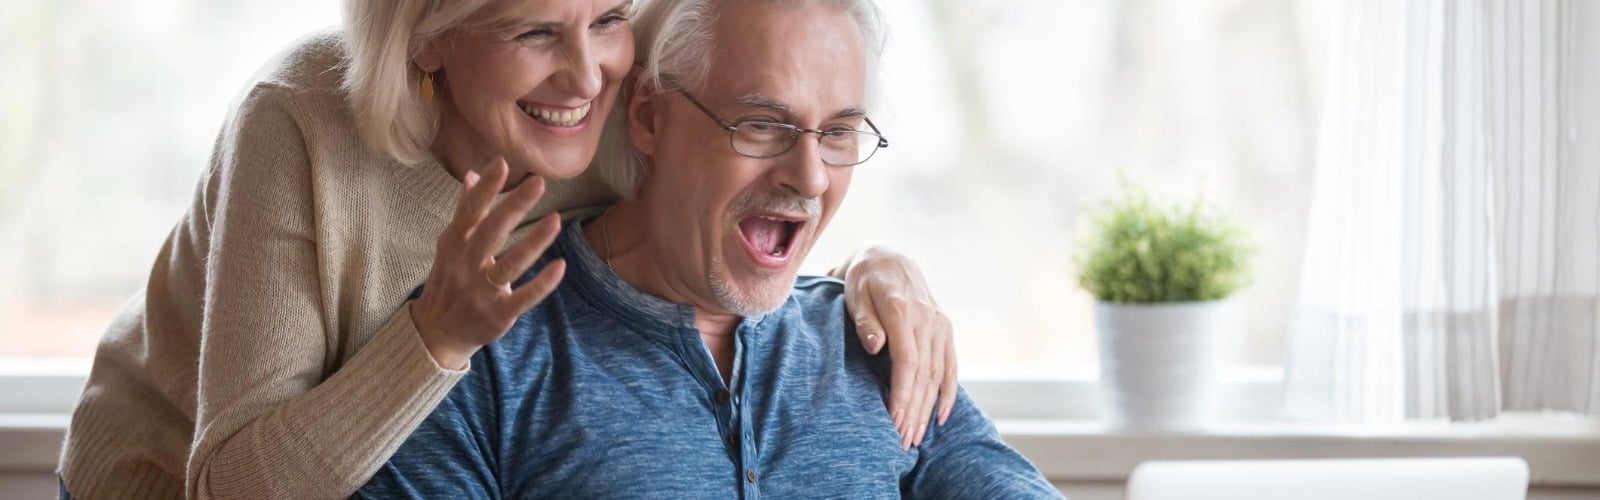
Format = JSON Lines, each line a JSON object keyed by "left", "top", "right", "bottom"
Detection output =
{"left": 626, "top": 74, "right": 660, "bottom": 157}
{"left": 413, "top": 38, "right": 444, "bottom": 73}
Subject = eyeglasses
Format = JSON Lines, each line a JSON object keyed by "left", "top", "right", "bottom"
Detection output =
{"left": 675, "top": 89, "right": 889, "bottom": 167}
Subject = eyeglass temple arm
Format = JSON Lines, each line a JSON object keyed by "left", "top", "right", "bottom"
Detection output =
{"left": 865, "top": 117, "right": 889, "bottom": 148}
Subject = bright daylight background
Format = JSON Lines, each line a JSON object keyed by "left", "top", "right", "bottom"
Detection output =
{"left": 0, "top": 0, "right": 1331, "bottom": 377}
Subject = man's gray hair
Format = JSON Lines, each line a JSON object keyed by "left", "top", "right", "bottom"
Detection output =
{"left": 593, "top": 0, "right": 888, "bottom": 199}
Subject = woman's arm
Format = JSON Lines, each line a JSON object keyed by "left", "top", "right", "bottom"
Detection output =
{"left": 184, "top": 85, "right": 465, "bottom": 500}
{"left": 830, "top": 243, "right": 959, "bottom": 450}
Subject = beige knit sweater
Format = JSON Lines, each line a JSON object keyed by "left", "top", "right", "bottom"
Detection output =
{"left": 57, "top": 32, "right": 615, "bottom": 499}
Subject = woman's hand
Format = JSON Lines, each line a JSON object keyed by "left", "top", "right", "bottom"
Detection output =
{"left": 412, "top": 159, "right": 566, "bottom": 370}
{"left": 833, "top": 244, "right": 957, "bottom": 450}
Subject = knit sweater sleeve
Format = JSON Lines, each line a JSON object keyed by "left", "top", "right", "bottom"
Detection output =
{"left": 184, "top": 84, "right": 466, "bottom": 499}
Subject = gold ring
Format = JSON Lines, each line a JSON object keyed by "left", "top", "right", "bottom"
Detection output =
{"left": 485, "top": 268, "right": 506, "bottom": 288}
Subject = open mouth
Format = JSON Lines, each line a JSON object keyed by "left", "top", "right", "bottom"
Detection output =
{"left": 737, "top": 213, "right": 805, "bottom": 265}
{"left": 519, "top": 101, "right": 592, "bottom": 128}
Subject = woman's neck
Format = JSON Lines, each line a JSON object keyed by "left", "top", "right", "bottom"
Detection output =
{"left": 429, "top": 99, "right": 528, "bottom": 190}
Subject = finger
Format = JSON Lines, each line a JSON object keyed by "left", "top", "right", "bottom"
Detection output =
{"left": 907, "top": 319, "right": 939, "bottom": 448}
{"left": 913, "top": 334, "right": 944, "bottom": 447}
{"left": 937, "top": 341, "right": 959, "bottom": 426}
{"left": 851, "top": 286, "right": 887, "bottom": 355}
{"left": 506, "top": 259, "right": 566, "bottom": 314}
{"left": 883, "top": 304, "right": 919, "bottom": 449}
{"left": 488, "top": 213, "right": 561, "bottom": 285}
{"left": 466, "top": 175, "right": 547, "bottom": 264}
{"left": 447, "top": 159, "right": 509, "bottom": 243}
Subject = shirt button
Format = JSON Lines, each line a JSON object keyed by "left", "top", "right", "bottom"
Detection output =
{"left": 716, "top": 390, "right": 731, "bottom": 404}
{"left": 746, "top": 469, "right": 758, "bottom": 482}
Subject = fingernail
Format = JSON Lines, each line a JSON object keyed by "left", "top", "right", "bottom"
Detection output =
{"left": 464, "top": 171, "right": 479, "bottom": 186}
{"left": 893, "top": 408, "right": 905, "bottom": 429}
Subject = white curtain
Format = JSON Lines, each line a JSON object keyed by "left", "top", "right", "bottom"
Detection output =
{"left": 1285, "top": 0, "right": 1600, "bottom": 423}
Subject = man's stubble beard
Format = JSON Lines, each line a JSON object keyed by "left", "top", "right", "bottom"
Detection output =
{"left": 707, "top": 252, "right": 794, "bottom": 316}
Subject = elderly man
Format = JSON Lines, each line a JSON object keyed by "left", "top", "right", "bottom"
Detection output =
{"left": 356, "top": 0, "right": 1059, "bottom": 497}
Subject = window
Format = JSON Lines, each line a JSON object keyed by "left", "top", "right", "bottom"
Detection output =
{"left": 806, "top": 0, "right": 1332, "bottom": 375}
{"left": 0, "top": 0, "right": 343, "bottom": 363}
{"left": 1, "top": 0, "right": 1330, "bottom": 379}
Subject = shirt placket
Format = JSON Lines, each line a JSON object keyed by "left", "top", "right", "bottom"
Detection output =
{"left": 733, "top": 323, "right": 758, "bottom": 500}
{"left": 671, "top": 322, "right": 759, "bottom": 499}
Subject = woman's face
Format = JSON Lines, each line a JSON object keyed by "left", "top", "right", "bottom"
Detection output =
{"left": 420, "top": 0, "right": 635, "bottom": 179}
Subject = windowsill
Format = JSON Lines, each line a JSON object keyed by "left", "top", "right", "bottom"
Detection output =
{"left": 0, "top": 414, "right": 69, "bottom": 472}
{"left": 996, "top": 417, "right": 1600, "bottom": 487}
{"left": 5, "top": 413, "right": 1596, "bottom": 486}
{"left": 3, "top": 369, "right": 1597, "bottom": 487}
{"left": 954, "top": 373, "right": 1600, "bottom": 487}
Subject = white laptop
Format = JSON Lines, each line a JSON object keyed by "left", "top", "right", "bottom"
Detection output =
{"left": 1127, "top": 457, "right": 1529, "bottom": 500}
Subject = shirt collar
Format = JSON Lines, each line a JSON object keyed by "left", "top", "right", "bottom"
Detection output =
{"left": 558, "top": 207, "right": 699, "bottom": 335}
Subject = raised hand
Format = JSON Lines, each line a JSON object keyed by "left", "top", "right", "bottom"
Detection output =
{"left": 411, "top": 159, "right": 567, "bottom": 369}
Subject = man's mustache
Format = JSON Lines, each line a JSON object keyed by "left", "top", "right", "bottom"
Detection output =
{"left": 730, "top": 193, "right": 821, "bottom": 221}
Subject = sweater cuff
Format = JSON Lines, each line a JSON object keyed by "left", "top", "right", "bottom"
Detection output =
{"left": 287, "top": 301, "right": 467, "bottom": 486}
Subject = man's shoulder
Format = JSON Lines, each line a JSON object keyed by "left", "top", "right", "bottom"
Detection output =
{"left": 791, "top": 274, "right": 845, "bottom": 297}
{"left": 788, "top": 275, "right": 848, "bottom": 316}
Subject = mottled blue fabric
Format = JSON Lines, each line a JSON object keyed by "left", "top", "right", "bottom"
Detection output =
{"left": 356, "top": 212, "right": 1061, "bottom": 499}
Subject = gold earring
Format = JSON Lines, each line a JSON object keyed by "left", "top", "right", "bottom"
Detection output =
{"left": 421, "top": 71, "right": 436, "bottom": 104}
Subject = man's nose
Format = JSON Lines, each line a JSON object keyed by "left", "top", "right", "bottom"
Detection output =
{"left": 771, "top": 136, "right": 830, "bottom": 198}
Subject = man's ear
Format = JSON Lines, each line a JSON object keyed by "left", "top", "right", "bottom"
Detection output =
{"left": 627, "top": 74, "right": 661, "bottom": 157}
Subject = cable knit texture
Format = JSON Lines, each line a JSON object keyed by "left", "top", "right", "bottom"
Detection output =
{"left": 56, "top": 31, "right": 616, "bottom": 500}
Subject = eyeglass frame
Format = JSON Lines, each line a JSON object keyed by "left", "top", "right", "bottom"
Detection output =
{"left": 672, "top": 88, "right": 890, "bottom": 167}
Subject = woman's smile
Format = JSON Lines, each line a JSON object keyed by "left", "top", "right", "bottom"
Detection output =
{"left": 519, "top": 100, "right": 592, "bottom": 127}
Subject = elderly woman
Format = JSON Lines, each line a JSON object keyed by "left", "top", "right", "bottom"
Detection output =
{"left": 56, "top": 1, "right": 958, "bottom": 498}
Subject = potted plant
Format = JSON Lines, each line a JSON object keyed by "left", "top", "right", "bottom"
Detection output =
{"left": 1075, "top": 188, "right": 1250, "bottom": 431}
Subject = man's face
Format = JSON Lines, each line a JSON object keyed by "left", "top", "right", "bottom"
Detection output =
{"left": 630, "top": 1, "right": 867, "bottom": 315}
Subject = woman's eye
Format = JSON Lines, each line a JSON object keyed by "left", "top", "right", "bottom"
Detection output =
{"left": 596, "top": 14, "right": 628, "bottom": 28}
{"left": 516, "top": 28, "right": 556, "bottom": 41}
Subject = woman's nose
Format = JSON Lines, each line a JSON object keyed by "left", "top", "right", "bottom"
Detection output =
{"left": 558, "top": 36, "right": 603, "bottom": 100}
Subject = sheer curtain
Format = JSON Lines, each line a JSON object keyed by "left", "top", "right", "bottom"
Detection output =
{"left": 1285, "top": 0, "right": 1599, "bottom": 422}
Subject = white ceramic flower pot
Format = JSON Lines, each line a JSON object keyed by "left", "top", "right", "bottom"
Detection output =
{"left": 1095, "top": 300, "right": 1233, "bottom": 431}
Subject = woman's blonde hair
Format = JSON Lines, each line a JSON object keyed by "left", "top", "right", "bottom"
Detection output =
{"left": 342, "top": 0, "right": 505, "bottom": 166}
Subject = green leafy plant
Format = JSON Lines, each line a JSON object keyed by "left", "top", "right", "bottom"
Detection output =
{"left": 1075, "top": 188, "right": 1251, "bottom": 303}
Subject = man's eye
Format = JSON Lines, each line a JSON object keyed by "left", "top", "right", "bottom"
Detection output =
{"left": 740, "top": 122, "right": 790, "bottom": 138}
